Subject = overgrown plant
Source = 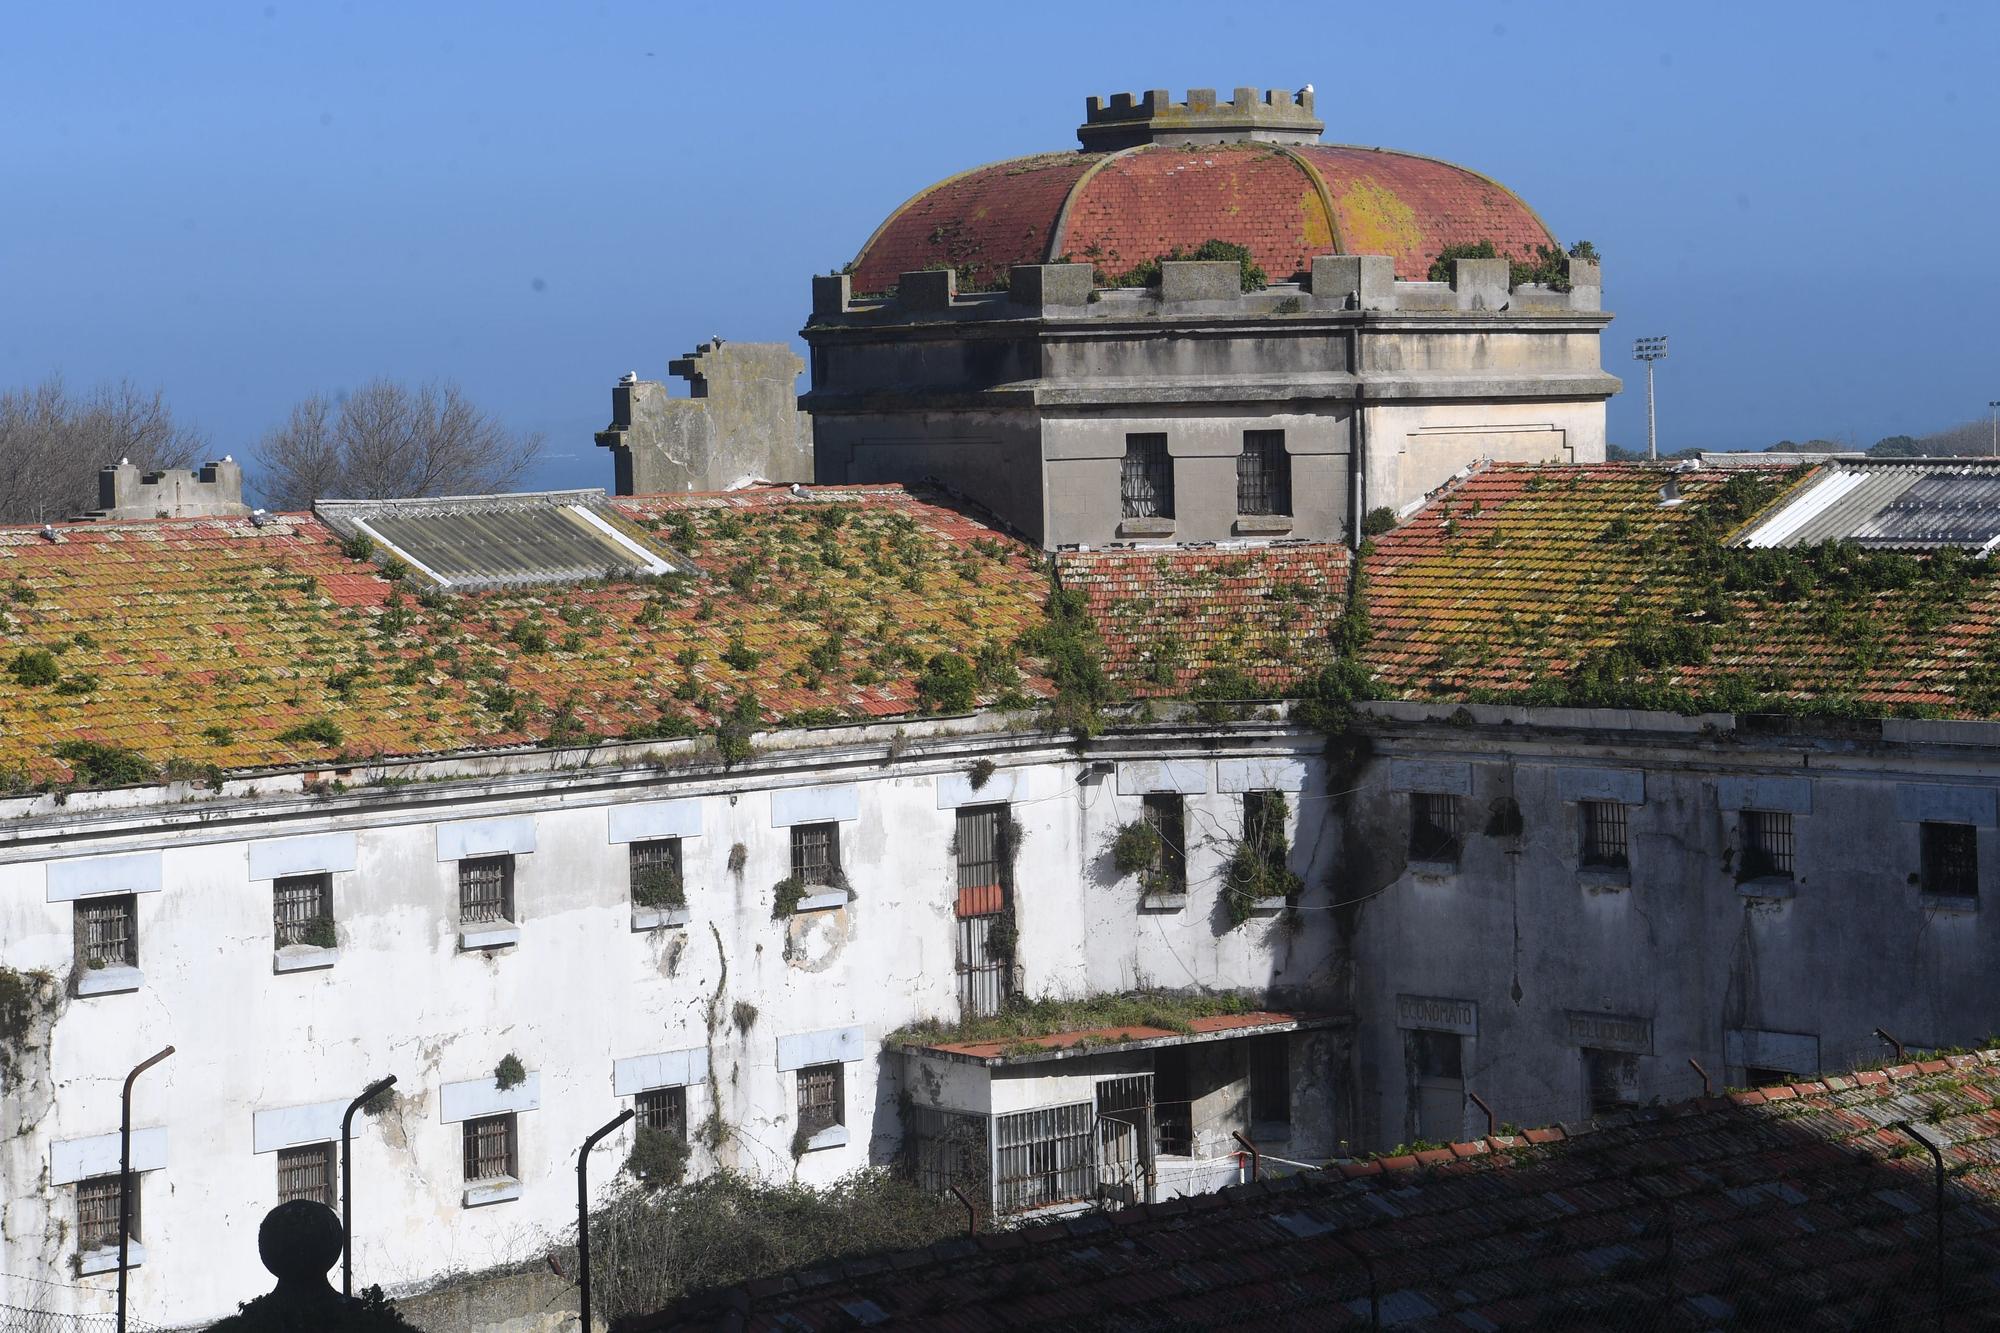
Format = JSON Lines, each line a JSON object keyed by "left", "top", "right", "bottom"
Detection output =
{"left": 625, "top": 1129, "right": 689, "bottom": 1189}
{"left": 771, "top": 875, "right": 806, "bottom": 919}
{"left": 1223, "top": 793, "right": 1303, "bottom": 927}
{"left": 494, "top": 1054, "right": 526, "bottom": 1091}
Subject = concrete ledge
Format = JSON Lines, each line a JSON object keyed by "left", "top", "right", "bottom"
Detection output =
{"left": 1245, "top": 898, "right": 1287, "bottom": 916}
{"left": 274, "top": 945, "right": 339, "bottom": 974}
{"left": 1407, "top": 860, "right": 1459, "bottom": 879}
{"left": 76, "top": 965, "right": 143, "bottom": 997}
{"left": 1234, "top": 515, "right": 1293, "bottom": 536}
{"left": 898, "top": 268, "right": 956, "bottom": 312}
{"left": 1118, "top": 517, "right": 1176, "bottom": 539}
{"left": 1160, "top": 260, "right": 1241, "bottom": 303}
{"left": 1577, "top": 866, "right": 1631, "bottom": 891}
{"left": 1010, "top": 263, "right": 1093, "bottom": 309}
{"left": 632, "top": 905, "right": 691, "bottom": 931}
{"left": 1922, "top": 894, "right": 1979, "bottom": 916}
{"left": 458, "top": 923, "right": 521, "bottom": 951}
{"left": 463, "top": 1177, "right": 521, "bottom": 1208}
{"left": 1736, "top": 878, "right": 1796, "bottom": 901}
{"left": 77, "top": 1242, "right": 142, "bottom": 1276}
{"left": 801, "top": 1124, "right": 849, "bottom": 1153}
{"left": 1140, "top": 892, "right": 1188, "bottom": 912}
{"left": 793, "top": 890, "right": 848, "bottom": 914}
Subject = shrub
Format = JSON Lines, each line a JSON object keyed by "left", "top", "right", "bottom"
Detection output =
{"left": 276, "top": 717, "right": 343, "bottom": 747}
{"left": 9, "top": 649, "right": 59, "bottom": 688}
{"left": 200, "top": 725, "right": 235, "bottom": 746}
{"left": 625, "top": 710, "right": 700, "bottom": 742}
{"left": 1223, "top": 793, "right": 1303, "bottom": 927}
{"left": 508, "top": 621, "right": 549, "bottom": 654}
{"left": 494, "top": 1054, "right": 526, "bottom": 1091}
{"left": 633, "top": 862, "right": 686, "bottom": 910}
{"left": 714, "top": 692, "right": 761, "bottom": 768}
{"left": 771, "top": 875, "right": 806, "bottom": 919}
{"left": 341, "top": 534, "right": 376, "bottom": 561}
{"left": 915, "top": 652, "right": 977, "bottom": 713}
{"left": 968, "top": 758, "right": 996, "bottom": 791}
{"left": 302, "top": 916, "right": 338, "bottom": 949}
{"left": 1105, "top": 238, "right": 1267, "bottom": 292}
{"left": 1111, "top": 821, "right": 1162, "bottom": 878}
{"left": 721, "top": 636, "right": 760, "bottom": 671}
{"left": 1361, "top": 507, "right": 1398, "bottom": 537}
{"left": 52, "top": 741, "right": 156, "bottom": 788}
{"left": 625, "top": 1129, "right": 689, "bottom": 1189}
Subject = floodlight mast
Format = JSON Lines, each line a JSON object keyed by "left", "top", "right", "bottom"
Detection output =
{"left": 1634, "top": 337, "right": 1669, "bottom": 461}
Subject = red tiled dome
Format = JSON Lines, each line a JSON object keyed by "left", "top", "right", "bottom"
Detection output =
{"left": 849, "top": 141, "right": 1557, "bottom": 296}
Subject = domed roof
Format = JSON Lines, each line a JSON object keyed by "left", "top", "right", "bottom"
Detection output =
{"left": 848, "top": 88, "right": 1558, "bottom": 296}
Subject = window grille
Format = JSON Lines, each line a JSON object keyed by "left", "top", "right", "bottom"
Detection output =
{"left": 273, "top": 873, "right": 332, "bottom": 947}
{"left": 277, "top": 1143, "right": 335, "bottom": 1207}
{"left": 459, "top": 856, "right": 512, "bottom": 924}
{"left": 1409, "top": 793, "right": 1462, "bottom": 862}
{"left": 955, "top": 804, "right": 1007, "bottom": 916}
{"left": 1921, "top": 822, "right": 1978, "bottom": 896}
{"left": 635, "top": 1085, "right": 687, "bottom": 1141}
{"left": 1248, "top": 1034, "right": 1290, "bottom": 1125}
{"left": 1120, "top": 434, "right": 1174, "bottom": 519}
{"left": 796, "top": 1063, "right": 843, "bottom": 1137}
{"left": 1740, "top": 810, "right": 1794, "bottom": 879}
{"left": 76, "top": 1174, "right": 133, "bottom": 1253}
{"left": 994, "top": 1102, "right": 1094, "bottom": 1213}
{"left": 790, "top": 822, "right": 841, "bottom": 886}
{"left": 75, "top": 895, "right": 137, "bottom": 971}
{"left": 909, "top": 1104, "right": 988, "bottom": 1197}
{"left": 1408, "top": 1028, "right": 1463, "bottom": 1081}
{"left": 462, "top": 1114, "right": 516, "bottom": 1182}
{"left": 629, "top": 838, "right": 685, "bottom": 909}
{"left": 1580, "top": 801, "right": 1629, "bottom": 869}
{"left": 1236, "top": 430, "right": 1290, "bottom": 516}
{"left": 1141, "top": 794, "right": 1188, "bottom": 895}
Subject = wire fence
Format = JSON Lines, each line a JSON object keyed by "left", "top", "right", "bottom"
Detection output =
{"left": 0, "top": 1305, "right": 167, "bottom": 1333}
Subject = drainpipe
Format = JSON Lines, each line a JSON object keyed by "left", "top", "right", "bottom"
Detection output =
{"left": 117, "top": 1045, "right": 173, "bottom": 1333}
{"left": 1348, "top": 321, "right": 1367, "bottom": 550}
{"left": 578, "top": 1108, "right": 635, "bottom": 1333}
{"left": 340, "top": 1075, "right": 397, "bottom": 1299}
{"left": 1687, "top": 1059, "right": 1712, "bottom": 1097}
{"left": 1467, "top": 1092, "right": 1496, "bottom": 1138}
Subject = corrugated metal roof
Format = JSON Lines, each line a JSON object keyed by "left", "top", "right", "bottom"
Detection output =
{"left": 314, "top": 490, "right": 695, "bottom": 589}
{"left": 1734, "top": 461, "right": 2000, "bottom": 550}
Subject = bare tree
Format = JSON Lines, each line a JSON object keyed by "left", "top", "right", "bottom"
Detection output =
{"left": 0, "top": 376, "right": 207, "bottom": 523}
{"left": 255, "top": 379, "right": 545, "bottom": 510}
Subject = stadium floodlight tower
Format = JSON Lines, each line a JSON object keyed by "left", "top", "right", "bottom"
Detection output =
{"left": 1634, "top": 336, "right": 1669, "bottom": 461}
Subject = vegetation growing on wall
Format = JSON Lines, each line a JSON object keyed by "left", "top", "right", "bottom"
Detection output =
{"left": 1102, "top": 239, "right": 1267, "bottom": 292}
{"left": 0, "top": 966, "right": 56, "bottom": 1081}
{"left": 888, "top": 990, "right": 1255, "bottom": 1052}
{"left": 1223, "top": 793, "right": 1303, "bottom": 927}
{"left": 494, "top": 1054, "right": 526, "bottom": 1091}
{"left": 51, "top": 740, "right": 156, "bottom": 788}
{"left": 1425, "top": 238, "right": 1600, "bottom": 289}
{"left": 624, "top": 1129, "right": 689, "bottom": 1189}
{"left": 1017, "top": 585, "right": 1114, "bottom": 737}
{"left": 633, "top": 859, "right": 686, "bottom": 910}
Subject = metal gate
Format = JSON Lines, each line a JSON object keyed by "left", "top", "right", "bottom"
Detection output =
{"left": 954, "top": 805, "right": 1012, "bottom": 1017}
{"left": 1095, "top": 1074, "right": 1155, "bottom": 1205}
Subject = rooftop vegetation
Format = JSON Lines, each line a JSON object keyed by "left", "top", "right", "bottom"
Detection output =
{"left": 887, "top": 989, "right": 1257, "bottom": 1053}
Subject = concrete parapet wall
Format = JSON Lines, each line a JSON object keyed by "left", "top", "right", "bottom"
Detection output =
{"left": 596, "top": 340, "right": 812, "bottom": 493}
{"left": 90, "top": 457, "right": 248, "bottom": 520}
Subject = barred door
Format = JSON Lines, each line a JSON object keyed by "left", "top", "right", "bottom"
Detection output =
{"left": 955, "top": 805, "right": 1012, "bottom": 1017}
{"left": 1095, "top": 1074, "right": 1155, "bottom": 1205}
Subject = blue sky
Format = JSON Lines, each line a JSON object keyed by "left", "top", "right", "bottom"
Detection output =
{"left": 4, "top": 1, "right": 1996, "bottom": 493}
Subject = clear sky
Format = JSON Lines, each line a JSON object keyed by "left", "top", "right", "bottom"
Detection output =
{"left": 4, "top": 1, "right": 1996, "bottom": 494}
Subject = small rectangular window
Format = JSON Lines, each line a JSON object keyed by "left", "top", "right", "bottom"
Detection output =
{"left": 1580, "top": 801, "right": 1629, "bottom": 869}
{"left": 1121, "top": 434, "right": 1174, "bottom": 519}
{"left": 955, "top": 804, "right": 1008, "bottom": 917}
{"left": 76, "top": 1174, "right": 135, "bottom": 1253}
{"left": 273, "top": 873, "right": 333, "bottom": 948}
{"left": 790, "top": 822, "right": 841, "bottom": 887}
{"left": 1248, "top": 1034, "right": 1290, "bottom": 1126}
{"left": 629, "top": 839, "right": 685, "bottom": 910}
{"left": 1236, "top": 430, "right": 1290, "bottom": 516}
{"left": 1141, "top": 794, "right": 1188, "bottom": 896}
{"left": 1921, "top": 822, "right": 1977, "bottom": 897}
{"left": 635, "top": 1085, "right": 688, "bottom": 1141}
{"left": 797, "top": 1063, "right": 844, "bottom": 1137}
{"left": 75, "top": 895, "right": 137, "bottom": 971}
{"left": 277, "top": 1143, "right": 336, "bottom": 1207}
{"left": 1583, "top": 1049, "right": 1640, "bottom": 1116}
{"left": 462, "top": 1114, "right": 517, "bottom": 1183}
{"left": 459, "top": 855, "right": 514, "bottom": 925}
{"left": 1409, "top": 793, "right": 1462, "bottom": 863}
{"left": 1740, "top": 810, "right": 1794, "bottom": 880}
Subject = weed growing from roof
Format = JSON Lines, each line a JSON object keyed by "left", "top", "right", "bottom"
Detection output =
{"left": 8, "top": 650, "right": 59, "bottom": 688}
{"left": 276, "top": 717, "right": 343, "bottom": 748}
{"left": 1018, "top": 585, "right": 1114, "bottom": 737}
{"left": 52, "top": 740, "right": 155, "bottom": 788}
{"left": 915, "top": 652, "right": 976, "bottom": 713}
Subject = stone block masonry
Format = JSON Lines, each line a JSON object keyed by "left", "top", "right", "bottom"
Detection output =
{"left": 596, "top": 341, "right": 813, "bottom": 494}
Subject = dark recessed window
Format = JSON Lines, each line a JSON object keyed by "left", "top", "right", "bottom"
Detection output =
{"left": 459, "top": 855, "right": 514, "bottom": 925}
{"left": 1583, "top": 1049, "right": 1640, "bottom": 1116}
{"left": 75, "top": 895, "right": 137, "bottom": 971}
{"left": 277, "top": 1142, "right": 336, "bottom": 1207}
{"left": 462, "top": 1113, "right": 517, "bottom": 1183}
{"left": 1248, "top": 1034, "right": 1290, "bottom": 1126}
{"left": 76, "top": 1174, "right": 135, "bottom": 1254}
{"left": 274, "top": 873, "right": 333, "bottom": 947}
{"left": 1409, "top": 793, "right": 1462, "bottom": 863}
{"left": 790, "top": 822, "right": 841, "bottom": 887}
{"left": 1141, "top": 794, "right": 1188, "bottom": 896}
{"left": 1580, "top": 801, "right": 1629, "bottom": 869}
{"left": 635, "top": 1085, "right": 687, "bottom": 1142}
{"left": 797, "top": 1063, "right": 844, "bottom": 1138}
{"left": 1121, "top": 434, "right": 1174, "bottom": 519}
{"left": 1921, "top": 821, "right": 1977, "bottom": 897}
{"left": 1740, "top": 810, "right": 1794, "bottom": 880}
{"left": 1236, "top": 430, "right": 1291, "bottom": 516}
{"left": 629, "top": 838, "right": 685, "bottom": 910}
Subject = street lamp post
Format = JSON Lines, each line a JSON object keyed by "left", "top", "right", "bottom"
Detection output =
{"left": 1634, "top": 337, "right": 1669, "bottom": 461}
{"left": 1988, "top": 400, "right": 1998, "bottom": 458}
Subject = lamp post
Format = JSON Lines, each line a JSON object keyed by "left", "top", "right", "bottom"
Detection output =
{"left": 340, "top": 1075, "right": 398, "bottom": 1299}
{"left": 577, "top": 1108, "right": 634, "bottom": 1333}
{"left": 1634, "top": 336, "right": 1669, "bottom": 461}
{"left": 117, "top": 1046, "right": 174, "bottom": 1333}
{"left": 1893, "top": 1120, "right": 1948, "bottom": 1331}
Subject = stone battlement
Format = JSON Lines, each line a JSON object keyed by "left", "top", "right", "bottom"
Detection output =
{"left": 812, "top": 253, "right": 1604, "bottom": 323}
{"left": 85, "top": 457, "right": 248, "bottom": 520}
{"left": 1079, "top": 85, "right": 1322, "bottom": 149}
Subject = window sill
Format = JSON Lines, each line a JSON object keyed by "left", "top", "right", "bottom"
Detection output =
{"left": 1736, "top": 877, "right": 1796, "bottom": 901}
{"left": 77, "top": 1242, "right": 142, "bottom": 1276}
{"left": 800, "top": 1124, "right": 848, "bottom": 1153}
{"left": 1578, "top": 866, "right": 1631, "bottom": 891}
{"left": 1921, "top": 894, "right": 1979, "bottom": 915}
{"left": 463, "top": 1177, "right": 521, "bottom": 1208}
{"left": 458, "top": 922, "right": 521, "bottom": 951}
{"left": 632, "top": 905, "right": 691, "bottom": 931}
{"left": 76, "top": 966, "right": 143, "bottom": 997}
{"left": 1140, "top": 892, "right": 1188, "bottom": 912}
{"left": 1245, "top": 897, "right": 1288, "bottom": 916}
{"left": 1233, "top": 515, "right": 1293, "bottom": 536}
{"left": 1118, "top": 518, "right": 1176, "bottom": 539}
{"left": 274, "top": 944, "right": 339, "bottom": 973}
{"left": 1407, "top": 860, "right": 1459, "bottom": 879}
{"left": 792, "top": 889, "right": 848, "bottom": 913}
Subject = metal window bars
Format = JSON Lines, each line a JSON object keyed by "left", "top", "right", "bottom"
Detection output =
{"left": 909, "top": 1104, "right": 989, "bottom": 1197}
{"left": 994, "top": 1102, "right": 1094, "bottom": 1214}
{"left": 797, "top": 1063, "right": 843, "bottom": 1136}
{"left": 462, "top": 1114, "right": 515, "bottom": 1181}
{"left": 1409, "top": 793, "right": 1462, "bottom": 862}
{"left": 635, "top": 1085, "right": 687, "bottom": 1140}
{"left": 76, "top": 897, "right": 136, "bottom": 970}
{"left": 458, "top": 856, "right": 511, "bottom": 924}
{"left": 1120, "top": 435, "right": 1174, "bottom": 519}
{"left": 276, "top": 1143, "right": 335, "bottom": 1207}
{"left": 1580, "top": 800, "right": 1630, "bottom": 868}
{"left": 1142, "top": 794, "right": 1188, "bottom": 895}
{"left": 1921, "top": 821, "right": 1978, "bottom": 896}
{"left": 1236, "top": 430, "right": 1290, "bottom": 516}
{"left": 790, "top": 822, "right": 840, "bottom": 886}
{"left": 76, "top": 1175, "right": 130, "bottom": 1253}
{"left": 1741, "top": 809, "right": 1795, "bottom": 878}
{"left": 272, "top": 873, "right": 330, "bottom": 947}
{"left": 628, "top": 838, "right": 684, "bottom": 907}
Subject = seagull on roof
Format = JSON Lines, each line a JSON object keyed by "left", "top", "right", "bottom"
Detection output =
{"left": 619, "top": 371, "right": 638, "bottom": 385}
{"left": 1300, "top": 83, "right": 1314, "bottom": 95}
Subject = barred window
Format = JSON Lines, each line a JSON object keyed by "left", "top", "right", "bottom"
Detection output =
{"left": 629, "top": 839, "right": 685, "bottom": 910}
{"left": 462, "top": 1114, "right": 516, "bottom": 1182}
{"left": 1248, "top": 1034, "right": 1290, "bottom": 1126}
{"left": 797, "top": 1063, "right": 844, "bottom": 1138}
{"left": 1409, "top": 793, "right": 1462, "bottom": 863}
{"left": 273, "top": 873, "right": 332, "bottom": 947}
{"left": 1236, "top": 431, "right": 1291, "bottom": 516}
{"left": 636, "top": 1085, "right": 687, "bottom": 1142}
{"left": 277, "top": 1143, "right": 336, "bottom": 1207}
{"left": 1584, "top": 1048, "right": 1640, "bottom": 1116}
{"left": 1740, "top": 810, "right": 1794, "bottom": 880}
{"left": 1580, "top": 801, "right": 1629, "bottom": 869}
{"left": 955, "top": 804, "right": 1008, "bottom": 917}
{"left": 76, "top": 1174, "right": 135, "bottom": 1253}
{"left": 993, "top": 1102, "right": 1093, "bottom": 1213}
{"left": 1121, "top": 434, "right": 1174, "bottom": 519}
{"left": 1921, "top": 822, "right": 1978, "bottom": 897}
{"left": 790, "top": 822, "right": 840, "bottom": 887}
{"left": 459, "top": 855, "right": 513, "bottom": 925}
{"left": 1142, "top": 794, "right": 1188, "bottom": 896}
{"left": 75, "top": 895, "right": 137, "bottom": 971}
